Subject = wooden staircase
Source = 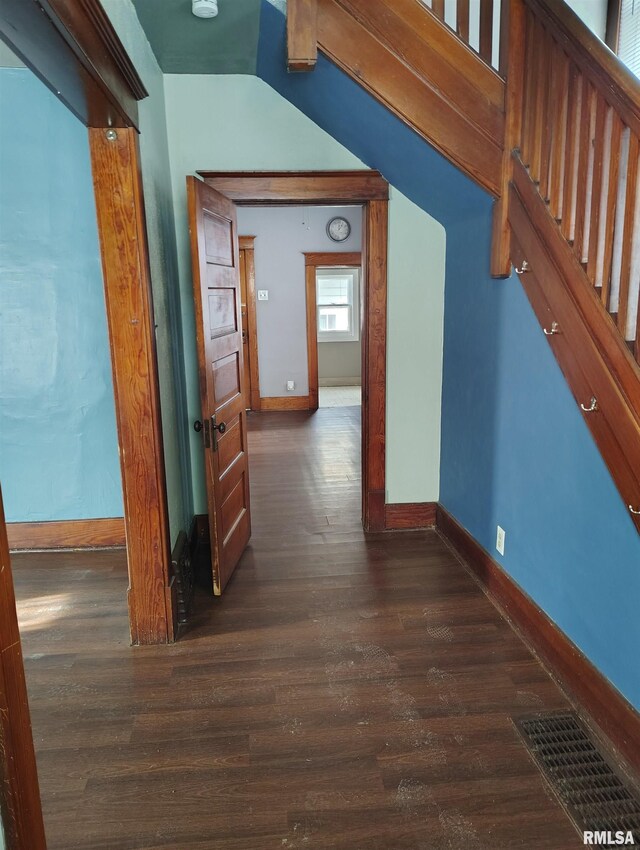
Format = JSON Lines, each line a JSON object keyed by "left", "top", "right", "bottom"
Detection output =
{"left": 287, "top": 0, "right": 640, "bottom": 532}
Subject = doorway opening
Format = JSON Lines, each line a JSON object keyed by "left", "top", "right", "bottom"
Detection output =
{"left": 188, "top": 171, "right": 389, "bottom": 597}
{"left": 305, "top": 252, "right": 362, "bottom": 410}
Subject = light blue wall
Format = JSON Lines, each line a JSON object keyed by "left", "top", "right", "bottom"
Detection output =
{"left": 256, "top": 0, "right": 640, "bottom": 712}
{"left": 0, "top": 68, "right": 123, "bottom": 522}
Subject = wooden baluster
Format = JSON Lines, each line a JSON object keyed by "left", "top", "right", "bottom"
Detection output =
{"left": 617, "top": 133, "right": 639, "bottom": 342}
{"left": 548, "top": 49, "right": 569, "bottom": 221}
{"left": 599, "top": 112, "right": 623, "bottom": 309}
{"left": 480, "top": 0, "right": 494, "bottom": 65}
{"left": 586, "top": 96, "right": 608, "bottom": 285}
{"left": 560, "top": 66, "right": 581, "bottom": 242}
{"left": 530, "top": 20, "right": 549, "bottom": 186}
{"left": 537, "top": 28, "right": 554, "bottom": 198}
{"left": 521, "top": 11, "right": 539, "bottom": 170}
{"left": 573, "top": 81, "right": 595, "bottom": 262}
{"left": 457, "top": 0, "right": 470, "bottom": 42}
{"left": 431, "top": 0, "right": 445, "bottom": 21}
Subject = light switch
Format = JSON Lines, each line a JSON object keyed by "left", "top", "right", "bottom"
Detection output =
{"left": 258, "top": 290, "right": 269, "bottom": 301}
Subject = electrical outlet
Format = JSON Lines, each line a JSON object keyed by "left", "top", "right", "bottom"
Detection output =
{"left": 496, "top": 525, "right": 506, "bottom": 556}
{"left": 286, "top": 380, "right": 295, "bottom": 392}
{"left": 257, "top": 290, "right": 269, "bottom": 301}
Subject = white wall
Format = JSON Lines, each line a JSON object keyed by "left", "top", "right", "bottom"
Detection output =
{"left": 565, "top": 0, "right": 608, "bottom": 38}
{"left": 164, "top": 73, "right": 445, "bottom": 506}
{"left": 236, "top": 205, "right": 362, "bottom": 397}
{"left": 319, "top": 343, "right": 361, "bottom": 385}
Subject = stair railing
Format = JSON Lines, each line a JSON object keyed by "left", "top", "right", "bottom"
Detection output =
{"left": 508, "top": 0, "right": 640, "bottom": 362}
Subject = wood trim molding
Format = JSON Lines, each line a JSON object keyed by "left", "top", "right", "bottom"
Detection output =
{"left": 260, "top": 396, "right": 313, "bottom": 411}
{"left": 198, "top": 171, "right": 389, "bottom": 204}
{"left": 362, "top": 200, "right": 388, "bottom": 531}
{"left": 304, "top": 252, "right": 362, "bottom": 266}
{"left": 304, "top": 252, "right": 362, "bottom": 413}
{"left": 7, "top": 518, "right": 125, "bottom": 551}
{"left": 385, "top": 502, "right": 437, "bottom": 529}
{"left": 436, "top": 505, "right": 640, "bottom": 776}
{"left": 89, "top": 127, "right": 176, "bottom": 645}
{"left": 0, "top": 0, "right": 147, "bottom": 129}
{"left": 305, "top": 265, "right": 320, "bottom": 412}
{"left": 239, "top": 236, "right": 261, "bottom": 411}
{"left": 0, "top": 490, "right": 47, "bottom": 850}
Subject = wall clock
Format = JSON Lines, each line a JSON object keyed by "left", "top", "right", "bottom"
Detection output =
{"left": 326, "top": 216, "right": 351, "bottom": 242}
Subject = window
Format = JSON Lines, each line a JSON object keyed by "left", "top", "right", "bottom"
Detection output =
{"left": 316, "top": 267, "right": 360, "bottom": 343}
{"left": 616, "top": 0, "right": 640, "bottom": 77}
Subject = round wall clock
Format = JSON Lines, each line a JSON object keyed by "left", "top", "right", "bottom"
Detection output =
{"left": 327, "top": 216, "right": 351, "bottom": 242}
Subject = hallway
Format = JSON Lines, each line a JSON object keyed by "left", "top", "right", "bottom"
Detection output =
{"left": 11, "top": 407, "right": 583, "bottom": 849}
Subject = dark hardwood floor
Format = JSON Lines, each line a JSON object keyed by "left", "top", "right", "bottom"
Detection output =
{"left": 11, "top": 406, "right": 583, "bottom": 849}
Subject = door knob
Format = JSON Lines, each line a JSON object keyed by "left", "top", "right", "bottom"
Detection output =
{"left": 193, "top": 420, "right": 203, "bottom": 432}
{"left": 213, "top": 420, "right": 226, "bottom": 434}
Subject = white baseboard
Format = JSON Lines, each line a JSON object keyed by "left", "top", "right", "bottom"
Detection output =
{"left": 318, "top": 378, "right": 362, "bottom": 387}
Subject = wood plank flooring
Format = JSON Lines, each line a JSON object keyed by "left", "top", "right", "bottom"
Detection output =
{"left": 11, "top": 406, "right": 584, "bottom": 848}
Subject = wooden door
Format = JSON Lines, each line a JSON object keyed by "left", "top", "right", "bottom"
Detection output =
{"left": 187, "top": 178, "right": 252, "bottom": 595}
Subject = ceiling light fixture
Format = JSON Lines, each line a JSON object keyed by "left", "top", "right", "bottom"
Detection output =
{"left": 192, "top": 0, "right": 218, "bottom": 18}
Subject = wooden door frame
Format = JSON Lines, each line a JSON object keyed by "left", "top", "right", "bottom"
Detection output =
{"left": 198, "top": 171, "right": 389, "bottom": 531}
{"left": 0, "top": 489, "right": 47, "bottom": 850}
{"left": 239, "top": 236, "right": 261, "bottom": 410}
{"left": 0, "top": 1, "right": 176, "bottom": 645}
{"left": 304, "top": 252, "right": 362, "bottom": 411}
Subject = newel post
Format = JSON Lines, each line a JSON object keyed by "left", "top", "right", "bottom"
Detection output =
{"left": 287, "top": 0, "right": 318, "bottom": 72}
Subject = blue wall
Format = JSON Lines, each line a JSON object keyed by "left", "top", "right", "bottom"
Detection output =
{"left": 0, "top": 68, "right": 123, "bottom": 522}
{"left": 257, "top": 1, "right": 640, "bottom": 711}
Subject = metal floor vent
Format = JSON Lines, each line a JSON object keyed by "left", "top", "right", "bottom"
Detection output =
{"left": 516, "top": 713, "right": 640, "bottom": 845}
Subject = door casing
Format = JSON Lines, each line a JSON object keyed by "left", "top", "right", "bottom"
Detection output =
{"left": 197, "top": 171, "right": 389, "bottom": 532}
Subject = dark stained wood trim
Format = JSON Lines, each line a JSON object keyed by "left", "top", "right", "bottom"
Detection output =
{"left": 239, "top": 236, "right": 261, "bottom": 411}
{"left": 287, "top": 0, "right": 318, "bottom": 71}
{"left": 305, "top": 265, "right": 320, "bottom": 412}
{"left": 89, "top": 127, "right": 176, "bottom": 645}
{"left": 0, "top": 490, "right": 47, "bottom": 850}
{"left": 200, "top": 174, "right": 388, "bottom": 534}
{"left": 260, "top": 396, "right": 313, "bottom": 411}
{"left": 384, "top": 502, "right": 437, "bottom": 529}
{"left": 304, "top": 252, "right": 362, "bottom": 266}
{"left": 0, "top": 0, "right": 147, "bottom": 129}
{"left": 7, "top": 518, "right": 125, "bottom": 551}
{"left": 304, "top": 252, "right": 362, "bottom": 413}
{"left": 436, "top": 505, "right": 640, "bottom": 776}
{"left": 362, "top": 200, "right": 388, "bottom": 531}
{"left": 198, "top": 171, "right": 389, "bottom": 204}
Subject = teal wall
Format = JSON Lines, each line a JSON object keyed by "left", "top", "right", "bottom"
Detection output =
{"left": 0, "top": 68, "right": 123, "bottom": 522}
